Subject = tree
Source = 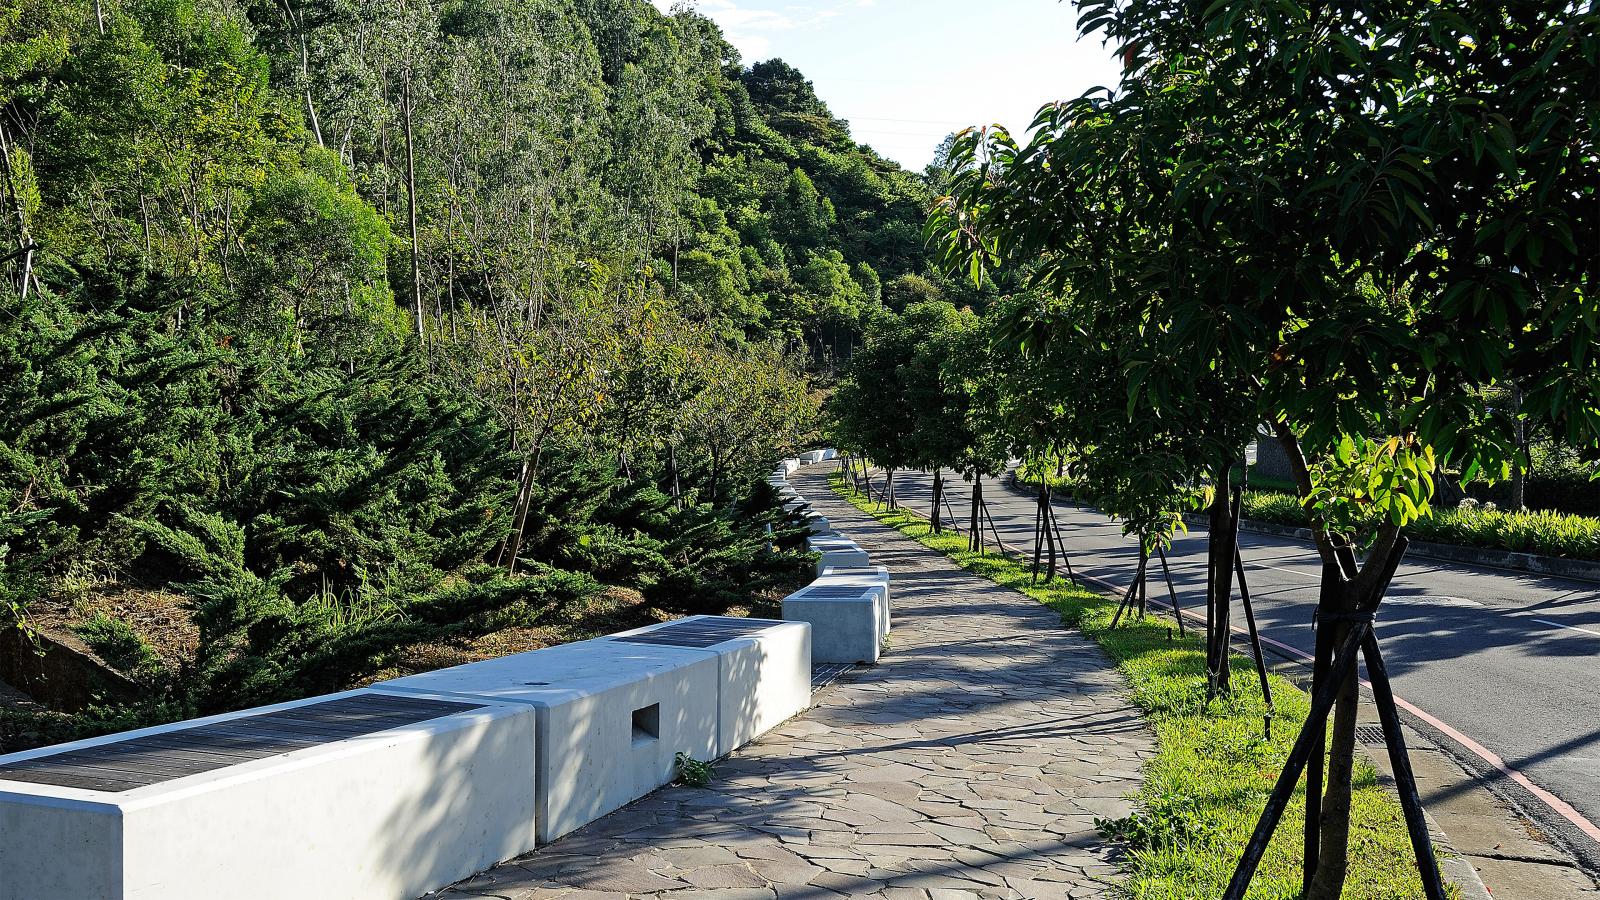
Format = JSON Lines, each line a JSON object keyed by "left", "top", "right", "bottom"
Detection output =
{"left": 238, "top": 150, "right": 396, "bottom": 359}
{"left": 827, "top": 307, "right": 923, "bottom": 508}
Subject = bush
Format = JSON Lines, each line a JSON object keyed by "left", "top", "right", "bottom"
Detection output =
{"left": 71, "top": 614, "right": 161, "bottom": 677}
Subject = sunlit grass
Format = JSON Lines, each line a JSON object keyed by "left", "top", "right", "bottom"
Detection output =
{"left": 832, "top": 474, "right": 1446, "bottom": 899}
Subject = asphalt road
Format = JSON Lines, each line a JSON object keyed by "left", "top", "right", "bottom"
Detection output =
{"left": 858, "top": 464, "right": 1600, "bottom": 875}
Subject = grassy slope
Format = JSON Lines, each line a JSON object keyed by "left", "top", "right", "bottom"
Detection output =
{"left": 831, "top": 473, "right": 1445, "bottom": 899}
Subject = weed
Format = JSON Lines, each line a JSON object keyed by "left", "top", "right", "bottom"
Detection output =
{"left": 674, "top": 752, "right": 715, "bottom": 787}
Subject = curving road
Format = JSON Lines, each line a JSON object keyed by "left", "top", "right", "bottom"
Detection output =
{"left": 858, "top": 464, "right": 1600, "bottom": 883}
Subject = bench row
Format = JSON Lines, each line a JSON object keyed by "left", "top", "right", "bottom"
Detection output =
{"left": 770, "top": 452, "right": 892, "bottom": 667}
{"left": 0, "top": 449, "right": 859, "bottom": 900}
{"left": 0, "top": 618, "right": 811, "bottom": 899}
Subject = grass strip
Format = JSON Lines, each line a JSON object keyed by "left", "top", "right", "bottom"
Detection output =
{"left": 831, "top": 473, "right": 1448, "bottom": 899}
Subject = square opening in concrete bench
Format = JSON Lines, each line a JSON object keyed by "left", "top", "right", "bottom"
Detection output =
{"left": 0, "top": 689, "right": 537, "bottom": 900}
{"left": 783, "top": 583, "right": 883, "bottom": 665}
{"left": 378, "top": 640, "right": 719, "bottom": 843}
{"left": 807, "top": 534, "right": 871, "bottom": 574}
{"left": 818, "top": 564, "right": 891, "bottom": 636}
{"left": 608, "top": 616, "right": 811, "bottom": 755}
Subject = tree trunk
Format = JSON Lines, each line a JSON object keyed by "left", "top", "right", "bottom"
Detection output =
{"left": 969, "top": 476, "right": 982, "bottom": 552}
{"left": 1043, "top": 480, "right": 1058, "bottom": 581}
{"left": 401, "top": 67, "right": 425, "bottom": 348}
{"left": 0, "top": 124, "right": 35, "bottom": 299}
{"left": 931, "top": 468, "right": 943, "bottom": 533}
{"left": 497, "top": 458, "right": 535, "bottom": 572}
{"left": 885, "top": 468, "right": 896, "bottom": 510}
{"left": 1207, "top": 462, "right": 1237, "bottom": 694}
{"left": 1269, "top": 420, "right": 1413, "bottom": 899}
{"left": 278, "top": 1, "right": 323, "bottom": 147}
{"left": 709, "top": 448, "right": 721, "bottom": 507}
{"left": 667, "top": 442, "right": 681, "bottom": 509}
{"left": 1510, "top": 382, "right": 1526, "bottom": 511}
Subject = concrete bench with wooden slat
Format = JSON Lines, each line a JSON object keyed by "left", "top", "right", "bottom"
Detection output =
{"left": 0, "top": 690, "right": 538, "bottom": 900}
{"left": 608, "top": 615, "right": 812, "bottom": 757}
{"left": 378, "top": 637, "right": 722, "bottom": 844}
{"left": 782, "top": 582, "right": 885, "bottom": 665}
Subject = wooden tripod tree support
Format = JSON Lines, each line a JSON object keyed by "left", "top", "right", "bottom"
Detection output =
{"left": 979, "top": 485, "right": 1012, "bottom": 556}
{"left": 1030, "top": 476, "right": 1053, "bottom": 582}
{"left": 1110, "top": 543, "right": 1150, "bottom": 628}
{"left": 1029, "top": 475, "right": 1079, "bottom": 586}
{"left": 1223, "top": 534, "right": 1446, "bottom": 900}
{"left": 943, "top": 491, "right": 962, "bottom": 538}
{"left": 1154, "top": 545, "right": 1185, "bottom": 636}
{"left": 1044, "top": 498, "right": 1078, "bottom": 586}
{"left": 1233, "top": 540, "right": 1276, "bottom": 736}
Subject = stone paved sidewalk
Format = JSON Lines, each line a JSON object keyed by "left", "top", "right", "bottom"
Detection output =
{"left": 434, "top": 467, "right": 1155, "bottom": 900}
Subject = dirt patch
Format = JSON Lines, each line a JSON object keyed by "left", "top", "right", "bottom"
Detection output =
{"left": 26, "top": 581, "right": 198, "bottom": 673}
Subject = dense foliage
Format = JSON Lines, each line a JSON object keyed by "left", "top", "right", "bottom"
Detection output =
{"left": 0, "top": 0, "right": 952, "bottom": 745}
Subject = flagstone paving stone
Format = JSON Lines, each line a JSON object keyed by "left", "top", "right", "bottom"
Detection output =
{"left": 429, "top": 467, "right": 1153, "bottom": 900}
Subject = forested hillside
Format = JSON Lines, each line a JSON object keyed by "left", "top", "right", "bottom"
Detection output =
{"left": 0, "top": 0, "right": 948, "bottom": 747}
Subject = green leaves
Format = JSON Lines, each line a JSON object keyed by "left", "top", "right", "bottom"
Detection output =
{"left": 1308, "top": 436, "right": 1438, "bottom": 536}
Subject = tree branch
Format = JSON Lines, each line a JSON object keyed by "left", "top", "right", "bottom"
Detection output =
{"left": 1271, "top": 418, "right": 1346, "bottom": 573}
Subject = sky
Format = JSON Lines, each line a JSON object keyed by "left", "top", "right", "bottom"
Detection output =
{"left": 652, "top": 0, "right": 1123, "bottom": 170}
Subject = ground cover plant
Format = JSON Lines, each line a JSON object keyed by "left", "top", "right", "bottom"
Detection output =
{"left": 833, "top": 472, "right": 1450, "bottom": 899}
{"left": 1240, "top": 493, "right": 1600, "bottom": 562}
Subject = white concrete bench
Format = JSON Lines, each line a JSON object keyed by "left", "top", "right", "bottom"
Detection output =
{"left": 780, "top": 458, "right": 801, "bottom": 474}
{"left": 819, "top": 565, "right": 891, "bottom": 636}
{"left": 799, "top": 450, "right": 825, "bottom": 464}
{"left": 379, "top": 639, "right": 719, "bottom": 843}
{"left": 608, "top": 616, "right": 811, "bottom": 754}
{"left": 0, "top": 689, "right": 537, "bottom": 900}
{"left": 782, "top": 583, "right": 883, "bottom": 665}
{"left": 807, "top": 534, "right": 872, "bottom": 574}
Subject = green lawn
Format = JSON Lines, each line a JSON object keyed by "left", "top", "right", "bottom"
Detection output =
{"left": 831, "top": 473, "right": 1448, "bottom": 899}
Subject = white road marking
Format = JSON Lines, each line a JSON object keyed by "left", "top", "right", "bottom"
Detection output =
{"left": 1532, "top": 618, "right": 1600, "bottom": 639}
{"left": 1245, "top": 560, "right": 1321, "bottom": 580}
